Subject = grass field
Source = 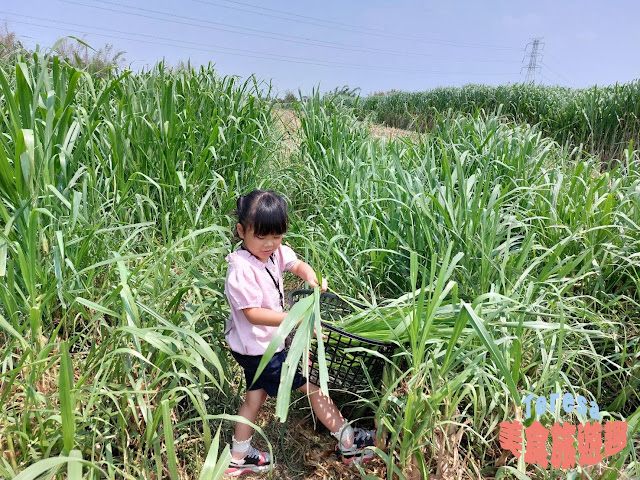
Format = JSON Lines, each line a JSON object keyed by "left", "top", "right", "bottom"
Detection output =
{"left": 0, "top": 48, "right": 639, "bottom": 479}
{"left": 344, "top": 82, "right": 640, "bottom": 163}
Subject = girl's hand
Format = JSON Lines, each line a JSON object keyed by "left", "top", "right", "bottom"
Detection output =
{"left": 314, "top": 327, "right": 328, "bottom": 341}
{"left": 308, "top": 276, "right": 328, "bottom": 292}
{"left": 291, "top": 262, "right": 328, "bottom": 293}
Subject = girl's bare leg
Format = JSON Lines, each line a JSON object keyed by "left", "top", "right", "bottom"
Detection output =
{"left": 232, "top": 388, "right": 268, "bottom": 459}
{"left": 297, "top": 382, "right": 346, "bottom": 435}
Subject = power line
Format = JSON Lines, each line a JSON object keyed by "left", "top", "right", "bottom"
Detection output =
{"left": 4, "top": 16, "right": 519, "bottom": 77}
{"left": 61, "top": 0, "right": 519, "bottom": 65}
{"left": 540, "top": 58, "right": 576, "bottom": 87}
{"left": 1, "top": 17, "right": 425, "bottom": 72}
{"left": 537, "top": 72, "right": 555, "bottom": 85}
{"left": 187, "top": 0, "right": 519, "bottom": 51}
{"left": 190, "top": 0, "right": 408, "bottom": 38}
{"left": 539, "top": 68, "right": 563, "bottom": 86}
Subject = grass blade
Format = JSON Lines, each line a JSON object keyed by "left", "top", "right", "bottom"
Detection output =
{"left": 462, "top": 302, "right": 520, "bottom": 405}
{"left": 161, "top": 399, "right": 180, "bottom": 480}
{"left": 59, "top": 341, "right": 75, "bottom": 454}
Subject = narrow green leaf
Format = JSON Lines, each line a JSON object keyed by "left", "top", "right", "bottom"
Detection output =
{"left": 199, "top": 426, "right": 232, "bottom": 480}
{"left": 463, "top": 303, "right": 520, "bottom": 405}
{"left": 254, "top": 294, "right": 314, "bottom": 383}
{"left": 312, "top": 288, "right": 329, "bottom": 395}
{"left": 59, "top": 341, "right": 75, "bottom": 454}
{"left": 0, "top": 312, "right": 28, "bottom": 349}
{"left": 12, "top": 457, "right": 88, "bottom": 480}
{"left": 67, "top": 450, "right": 82, "bottom": 480}
{"left": 46, "top": 184, "right": 72, "bottom": 209}
{"left": 74, "top": 297, "right": 119, "bottom": 317}
{"left": 161, "top": 399, "right": 180, "bottom": 480}
{"left": 440, "top": 306, "right": 468, "bottom": 374}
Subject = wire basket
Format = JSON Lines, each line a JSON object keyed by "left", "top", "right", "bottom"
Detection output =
{"left": 287, "top": 289, "right": 395, "bottom": 394}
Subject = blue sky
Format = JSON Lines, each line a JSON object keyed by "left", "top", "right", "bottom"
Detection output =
{"left": 3, "top": 0, "right": 639, "bottom": 96}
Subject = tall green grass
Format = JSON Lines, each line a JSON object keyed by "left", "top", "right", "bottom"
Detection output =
{"left": 350, "top": 82, "right": 640, "bottom": 162}
{"left": 1, "top": 47, "right": 639, "bottom": 479}
{"left": 0, "top": 48, "right": 277, "bottom": 478}
{"left": 273, "top": 93, "right": 640, "bottom": 478}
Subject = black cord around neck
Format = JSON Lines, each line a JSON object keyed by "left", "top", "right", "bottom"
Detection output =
{"left": 240, "top": 244, "right": 285, "bottom": 310}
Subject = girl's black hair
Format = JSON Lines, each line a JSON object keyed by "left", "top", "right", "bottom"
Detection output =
{"left": 234, "top": 190, "right": 288, "bottom": 237}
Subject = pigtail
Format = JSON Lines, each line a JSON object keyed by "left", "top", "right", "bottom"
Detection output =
{"left": 232, "top": 194, "right": 247, "bottom": 240}
{"left": 237, "top": 194, "right": 246, "bottom": 212}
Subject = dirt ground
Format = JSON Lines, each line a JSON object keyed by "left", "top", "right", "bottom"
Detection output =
{"left": 232, "top": 394, "right": 388, "bottom": 480}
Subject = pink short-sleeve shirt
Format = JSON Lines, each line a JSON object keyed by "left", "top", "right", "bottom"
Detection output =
{"left": 224, "top": 244, "right": 298, "bottom": 355}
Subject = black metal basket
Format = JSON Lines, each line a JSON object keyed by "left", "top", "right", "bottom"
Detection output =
{"left": 287, "top": 289, "right": 395, "bottom": 394}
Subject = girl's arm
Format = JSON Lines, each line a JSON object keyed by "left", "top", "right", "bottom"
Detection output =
{"left": 242, "top": 307, "right": 287, "bottom": 327}
{"left": 242, "top": 260, "right": 326, "bottom": 327}
{"left": 289, "top": 260, "right": 328, "bottom": 292}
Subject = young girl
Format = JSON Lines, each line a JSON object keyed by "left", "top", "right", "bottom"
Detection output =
{"left": 224, "top": 190, "right": 376, "bottom": 476}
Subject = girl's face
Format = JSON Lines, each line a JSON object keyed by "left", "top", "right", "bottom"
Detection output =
{"left": 237, "top": 223, "right": 283, "bottom": 263}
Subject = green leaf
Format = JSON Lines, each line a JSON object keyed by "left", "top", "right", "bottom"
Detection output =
{"left": 198, "top": 425, "right": 232, "bottom": 480}
{"left": 59, "top": 341, "right": 75, "bottom": 454}
{"left": 440, "top": 306, "right": 468, "bottom": 374}
{"left": 67, "top": 450, "right": 82, "bottom": 480}
{"left": 0, "top": 312, "right": 28, "bottom": 350}
{"left": 254, "top": 294, "right": 314, "bottom": 383}
{"left": 162, "top": 399, "right": 180, "bottom": 480}
{"left": 12, "top": 456, "right": 88, "bottom": 480}
{"left": 312, "top": 288, "right": 329, "bottom": 395}
{"left": 463, "top": 302, "right": 520, "bottom": 405}
{"left": 74, "top": 296, "right": 119, "bottom": 317}
{"left": 495, "top": 466, "right": 532, "bottom": 480}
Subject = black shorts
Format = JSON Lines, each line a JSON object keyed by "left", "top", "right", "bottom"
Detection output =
{"left": 231, "top": 349, "right": 307, "bottom": 397}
